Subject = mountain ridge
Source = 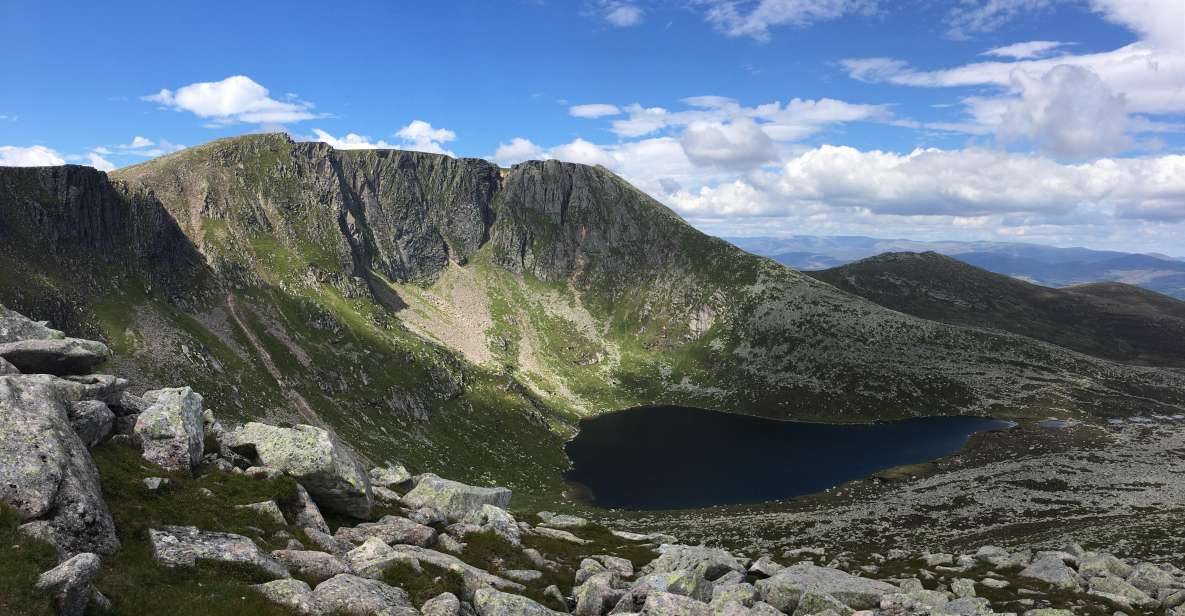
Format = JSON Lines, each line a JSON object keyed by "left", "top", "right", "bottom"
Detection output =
{"left": 3, "top": 133, "right": 1185, "bottom": 495}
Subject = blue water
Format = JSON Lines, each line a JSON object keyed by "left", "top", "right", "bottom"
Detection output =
{"left": 564, "top": 406, "right": 1011, "bottom": 510}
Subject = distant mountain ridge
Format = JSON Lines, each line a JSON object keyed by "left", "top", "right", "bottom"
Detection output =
{"left": 728, "top": 235, "right": 1185, "bottom": 299}
{"left": 808, "top": 252, "right": 1185, "bottom": 367}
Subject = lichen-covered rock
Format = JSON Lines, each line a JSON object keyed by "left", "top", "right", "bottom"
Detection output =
{"left": 0, "top": 374, "right": 119, "bottom": 555}
{"left": 391, "top": 544, "right": 525, "bottom": 592}
{"left": 370, "top": 463, "right": 413, "bottom": 490}
{"left": 0, "top": 356, "right": 19, "bottom": 375}
{"left": 1088, "top": 575, "right": 1155, "bottom": 607}
{"left": 422, "top": 591, "right": 462, "bottom": 616}
{"left": 1019, "top": 555, "right": 1080, "bottom": 590}
{"left": 640, "top": 591, "right": 709, "bottom": 615}
{"left": 473, "top": 586, "right": 563, "bottom": 615}
{"left": 236, "top": 500, "right": 287, "bottom": 526}
{"left": 613, "top": 570, "right": 714, "bottom": 611}
{"left": 225, "top": 422, "right": 373, "bottom": 518}
{"left": 755, "top": 563, "right": 898, "bottom": 612}
{"left": 532, "top": 526, "right": 590, "bottom": 544}
{"left": 67, "top": 400, "right": 114, "bottom": 447}
{"left": 643, "top": 544, "right": 746, "bottom": 582}
{"left": 272, "top": 549, "right": 350, "bottom": 584}
{"left": 1127, "top": 562, "right": 1176, "bottom": 594}
{"left": 345, "top": 537, "right": 418, "bottom": 579}
{"left": 335, "top": 515, "right": 437, "bottom": 547}
{"left": 134, "top": 387, "right": 205, "bottom": 471}
{"left": 255, "top": 579, "right": 318, "bottom": 615}
{"left": 0, "top": 338, "right": 111, "bottom": 376}
{"left": 34, "top": 552, "right": 102, "bottom": 616}
{"left": 574, "top": 571, "right": 625, "bottom": 616}
{"left": 312, "top": 573, "right": 419, "bottom": 616}
{"left": 1077, "top": 553, "right": 1133, "bottom": 578}
{"left": 279, "top": 483, "right": 331, "bottom": 534}
{"left": 402, "top": 473, "right": 511, "bottom": 520}
{"left": 594, "top": 554, "right": 635, "bottom": 579}
{"left": 793, "top": 590, "right": 853, "bottom": 616}
{"left": 148, "top": 525, "right": 289, "bottom": 580}
{"left": 0, "top": 306, "right": 66, "bottom": 343}
{"left": 465, "top": 504, "right": 521, "bottom": 545}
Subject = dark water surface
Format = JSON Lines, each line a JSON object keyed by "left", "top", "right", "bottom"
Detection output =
{"left": 564, "top": 406, "right": 1011, "bottom": 510}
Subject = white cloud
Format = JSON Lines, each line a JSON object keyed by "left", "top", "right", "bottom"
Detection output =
{"left": 0, "top": 145, "right": 66, "bottom": 166}
{"left": 701, "top": 0, "right": 877, "bottom": 40}
{"left": 550, "top": 138, "right": 619, "bottom": 168}
{"left": 87, "top": 152, "right": 116, "bottom": 172}
{"left": 394, "top": 120, "right": 457, "bottom": 156}
{"left": 124, "top": 136, "right": 154, "bottom": 149}
{"left": 143, "top": 75, "right": 320, "bottom": 124}
{"left": 310, "top": 129, "right": 396, "bottom": 150}
{"left": 944, "top": 0, "right": 1059, "bottom": 39}
{"left": 680, "top": 118, "right": 778, "bottom": 169}
{"left": 603, "top": 2, "right": 643, "bottom": 26}
{"left": 1090, "top": 0, "right": 1185, "bottom": 52}
{"left": 569, "top": 103, "right": 622, "bottom": 118}
{"left": 983, "top": 40, "right": 1067, "bottom": 59}
{"left": 999, "top": 64, "right": 1131, "bottom": 159}
{"left": 493, "top": 137, "right": 546, "bottom": 166}
{"left": 607, "top": 96, "right": 889, "bottom": 141}
{"left": 306, "top": 122, "right": 457, "bottom": 156}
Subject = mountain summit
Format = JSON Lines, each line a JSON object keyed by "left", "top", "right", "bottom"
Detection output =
{"left": 2, "top": 134, "right": 1183, "bottom": 487}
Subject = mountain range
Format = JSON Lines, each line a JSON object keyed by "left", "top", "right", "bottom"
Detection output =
{"left": 2, "top": 134, "right": 1184, "bottom": 497}
{"left": 729, "top": 235, "right": 1185, "bottom": 300}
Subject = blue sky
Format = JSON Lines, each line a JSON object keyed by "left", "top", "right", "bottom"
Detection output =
{"left": 2, "top": 0, "right": 1183, "bottom": 253}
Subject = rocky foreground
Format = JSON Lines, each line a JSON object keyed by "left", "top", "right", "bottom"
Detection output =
{"left": 3, "top": 304, "right": 1185, "bottom": 616}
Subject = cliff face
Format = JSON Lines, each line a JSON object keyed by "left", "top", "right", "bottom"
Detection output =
{"left": 2, "top": 134, "right": 1185, "bottom": 495}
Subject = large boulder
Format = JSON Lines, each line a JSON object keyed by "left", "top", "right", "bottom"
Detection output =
{"left": 272, "top": 549, "right": 351, "bottom": 584}
{"left": 0, "top": 338, "right": 111, "bottom": 376}
{"left": 0, "top": 374, "right": 119, "bottom": 555}
{"left": 0, "top": 306, "right": 65, "bottom": 342}
{"left": 67, "top": 400, "right": 114, "bottom": 448}
{"left": 335, "top": 515, "right": 437, "bottom": 547}
{"left": 134, "top": 387, "right": 205, "bottom": 471}
{"left": 401, "top": 473, "right": 511, "bottom": 520}
{"left": 34, "top": 552, "right": 102, "bottom": 616}
{"left": 254, "top": 579, "right": 319, "bottom": 615}
{"left": 1019, "top": 555, "right": 1080, "bottom": 590}
{"left": 755, "top": 563, "right": 898, "bottom": 612}
{"left": 280, "top": 483, "right": 330, "bottom": 534}
{"left": 641, "top": 591, "right": 710, "bottom": 615}
{"left": 148, "top": 525, "right": 289, "bottom": 580}
{"left": 643, "top": 544, "right": 747, "bottom": 582}
{"left": 224, "top": 422, "right": 373, "bottom": 518}
{"left": 473, "top": 587, "right": 563, "bottom": 616}
{"left": 311, "top": 573, "right": 419, "bottom": 616}
{"left": 391, "top": 544, "right": 525, "bottom": 591}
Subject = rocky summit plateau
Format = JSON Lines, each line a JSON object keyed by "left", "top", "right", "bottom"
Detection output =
{"left": 2, "top": 135, "right": 1185, "bottom": 616}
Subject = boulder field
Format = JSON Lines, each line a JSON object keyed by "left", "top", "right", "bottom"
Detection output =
{"left": 3, "top": 303, "right": 1185, "bottom": 616}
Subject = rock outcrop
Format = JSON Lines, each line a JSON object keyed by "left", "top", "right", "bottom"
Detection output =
{"left": 401, "top": 473, "right": 511, "bottom": 521}
{"left": 223, "top": 422, "right": 373, "bottom": 518}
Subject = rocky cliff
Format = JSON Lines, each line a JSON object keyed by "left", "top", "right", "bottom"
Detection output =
{"left": 2, "top": 134, "right": 1185, "bottom": 496}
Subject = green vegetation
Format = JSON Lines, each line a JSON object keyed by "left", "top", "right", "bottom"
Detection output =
{"left": 0, "top": 505, "right": 58, "bottom": 616}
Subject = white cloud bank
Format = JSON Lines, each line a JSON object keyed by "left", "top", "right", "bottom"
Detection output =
{"left": 143, "top": 75, "right": 321, "bottom": 125}
{"left": 307, "top": 121, "right": 457, "bottom": 156}
{"left": 0, "top": 145, "right": 67, "bottom": 166}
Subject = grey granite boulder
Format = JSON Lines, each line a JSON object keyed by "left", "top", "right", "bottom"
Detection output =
{"left": 224, "top": 422, "right": 373, "bottom": 518}
{"left": 755, "top": 563, "right": 898, "bottom": 612}
{"left": 0, "top": 374, "right": 119, "bottom": 555}
{"left": 402, "top": 473, "right": 511, "bottom": 521}
{"left": 641, "top": 591, "right": 709, "bottom": 615}
{"left": 254, "top": 579, "right": 318, "bottom": 615}
{"left": 465, "top": 504, "right": 521, "bottom": 546}
{"left": 345, "top": 537, "right": 419, "bottom": 579}
{"left": 391, "top": 544, "right": 525, "bottom": 591}
{"left": 422, "top": 591, "right": 462, "bottom": 616}
{"left": 148, "top": 525, "right": 289, "bottom": 580}
{"left": 643, "top": 544, "right": 746, "bottom": 582}
{"left": 272, "top": 549, "right": 350, "bottom": 584}
{"left": 335, "top": 515, "right": 437, "bottom": 547}
{"left": 1019, "top": 555, "right": 1080, "bottom": 590}
{"left": 312, "top": 573, "right": 419, "bottom": 616}
{"left": 67, "top": 400, "right": 114, "bottom": 447}
{"left": 280, "top": 483, "right": 331, "bottom": 534}
{"left": 0, "top": 306, "right": 65, "bottom": 343}
{"left": 134, "top": 387, "right": 205, "bottom": 471}
{"left": 474, "top": 586, "right": 563, "bottom": 615}
{"left": 0, "top": 338, "right": 110, "bottom": 376}
{"left": 370, "top": 463, "right": 413, "bottom": 490}
{"left": 34, "top": 552, "right": 102, "bottom": 616}
{"left": 0, "top": 356, "right": 19, "bottom": 375}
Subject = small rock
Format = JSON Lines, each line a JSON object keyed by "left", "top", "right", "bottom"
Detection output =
{"left": 35, "top": 552, "right": 102, "bottom": 616}
{"left": 142, "top": 477, "right": 169, "bottom": 491}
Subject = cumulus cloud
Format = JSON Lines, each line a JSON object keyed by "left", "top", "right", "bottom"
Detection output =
{"left": 86, "top": 152, "right": 116, "bottom": 172}
{"left": 307, "top": 121, "right": 457, "bottom": 156}
{"left": 999, "top": 65, "right": 1131, "bottom": 159}
{"left": 680, "top": 118, "right": 778, "bottom": 169}
{"left": 569, "top": 103, "right": 622, "bottom": 118}
{"left": 701, "top": 0, "right": 877, "bottom": 40}
{"left": 143, "top": 75, "right": 321, "bottom": 124}
{"left": 1090, "top": 0, "right": 1185, "bottom": 51}
{"left": 493, "top": 137, "right": 547, "bottom": 166}
{"left": 603, "top": 2, "right": 643, "bottom": 26}
{"left": 0, "top": 145, "right": 66, "bottom": 166}
{"left": 983, "top": 40, "right": 1067, "bottom": 59}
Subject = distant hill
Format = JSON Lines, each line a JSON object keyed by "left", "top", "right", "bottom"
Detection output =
{"left": 727, "top": 235, "right": 1185, "bottom": 300}
{"left": 809, "top": 252, "right": 1185, "bottom": 367}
